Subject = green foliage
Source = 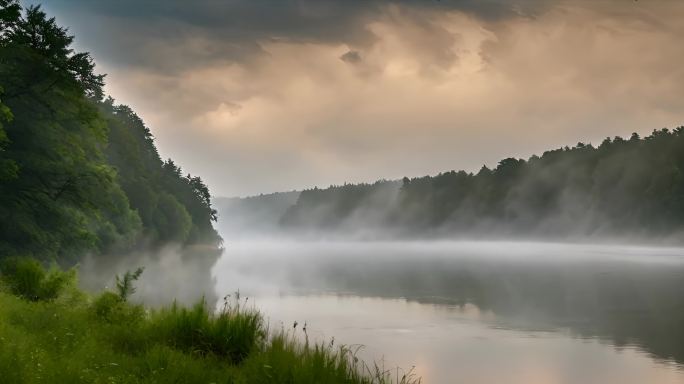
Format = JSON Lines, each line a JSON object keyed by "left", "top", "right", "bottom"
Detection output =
{"left": 0, "top": 2, "right": 220, "bottom": 262}
{"left": 146, "top": 295, "right": 265, "bottom": 364}
{"left": 101, "top": 100, "right": 221, "bottom": 247}
{"left": 241, "top": 330, "right": 419, "bottom": 384}
{"left": 91, "top": 291, "right": 145, "bottom": 326}
{"left": 0, "top": 87, "right": 18, "bottom": 182}
{"left": 115, "top": 267, "right": 144, "bottom": 302}
{"left": 0, "top": 257, "right": 75, "bottom": 301}
{"left": 0, "top": 3, "right": 140, "bottom": 260}
{"left": 92, "top": 291, "right": 123, "bottom": 318}
{"left": 153, "top": 192, "right": 193, "bottom": 242}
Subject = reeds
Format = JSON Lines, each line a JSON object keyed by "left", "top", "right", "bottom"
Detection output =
{"left": 241, "top": 326, "right": 421, "bottom": 384}
{"left": 146, "top": 293, "right": 265, "bottom": 363}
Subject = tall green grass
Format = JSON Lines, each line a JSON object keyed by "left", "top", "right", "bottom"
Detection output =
{"left": 241, "top": 329, "right": 420, "bottom": 384}
{"left": 0, "top": 259, "right": 421, "bottom": 384}
{"left": 146, "top": 295, "right": 265, "bottom": 363}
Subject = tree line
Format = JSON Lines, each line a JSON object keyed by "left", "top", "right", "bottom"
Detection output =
{"left": 281, "top": 128, "right": 684, "bottom": 239}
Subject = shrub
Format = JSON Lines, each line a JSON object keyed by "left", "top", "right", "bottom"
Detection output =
{"left": 115, "top": 267, "right": 144, "bottom": 301}
{"left": 92, "top": 291, "right": 123, "bottom": 318}
{"left": 0, "top": 257, "right": 75, "bottom": 301}
{"left": 91, "top": 291, "right": 144, "bottom": 323}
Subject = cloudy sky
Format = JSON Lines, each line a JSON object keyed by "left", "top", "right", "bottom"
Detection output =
{"left": 33, "top": 0, "right": 684, "bottom": 197}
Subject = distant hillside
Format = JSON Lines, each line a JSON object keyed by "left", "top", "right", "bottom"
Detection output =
{"left": 214, "top": 191, "right": 299, "bottom": 239}
{"left": 280, "top": 180, "right": 401, "bottom": 237}
{"left": 219, "top": 128, "right": 684, "bottom": 241}
{"left": 282, "top": 128, "right": 684, "bottom": 240}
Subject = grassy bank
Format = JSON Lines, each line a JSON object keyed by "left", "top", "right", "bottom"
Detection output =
{"left": 0, "top": 258, "right": 419, "bottom": 384}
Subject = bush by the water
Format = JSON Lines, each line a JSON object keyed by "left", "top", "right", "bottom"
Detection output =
{"left": 0, "top": 257, "right": 76, "bottom": 301}
{"left": 0, "top": 261, "right": 420, "bottom": 384}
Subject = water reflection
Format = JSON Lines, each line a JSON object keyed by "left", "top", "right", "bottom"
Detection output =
{"left": 214, "top": 241, "right": 684, "bottom": 383}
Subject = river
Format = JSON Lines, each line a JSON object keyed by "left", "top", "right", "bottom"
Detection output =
{"left": 213, "top": 241, "right": 684, "bottom": 383}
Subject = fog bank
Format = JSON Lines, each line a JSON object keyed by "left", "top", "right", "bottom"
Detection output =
{"left": 78, "top": 244, "right": 220, "bottom": 306}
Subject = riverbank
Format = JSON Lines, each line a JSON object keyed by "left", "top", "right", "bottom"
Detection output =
{"left": 0, "top": 259, "right": 419, "bottom": 384}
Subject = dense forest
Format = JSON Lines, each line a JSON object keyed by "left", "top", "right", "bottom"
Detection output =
{"left": 278, "top": 128, "right": 684, "bottom": 239}
{"left": 0, "top": 2, "right": 220, "bottom": 263}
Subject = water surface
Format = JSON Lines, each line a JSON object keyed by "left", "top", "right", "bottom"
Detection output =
{"left": 213, "top": 241, "right": 684, "bottom": 383}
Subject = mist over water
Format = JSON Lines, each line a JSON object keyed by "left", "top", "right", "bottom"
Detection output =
{"left": 79, "top": 244, "right": 221, "bottom": 306}
{"left": 75, "top": 232, "right": 684, "bottom": 383}
{"left": 213, "top": 240, "right": 684, "bottom": 384}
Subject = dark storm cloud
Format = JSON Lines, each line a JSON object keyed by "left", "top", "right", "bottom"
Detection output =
{"left": 340, "top": 50, "right": 362, "bottom": 64}
{"left": 40, "top": 0, "right": 546, "bottom": 72}
{"left": 51, "top": 0, "right": 544, "bottom": 27}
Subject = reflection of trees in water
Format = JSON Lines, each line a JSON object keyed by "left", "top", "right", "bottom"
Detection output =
{"left": 306, "top": 259, "right": 684, "bottom": 364}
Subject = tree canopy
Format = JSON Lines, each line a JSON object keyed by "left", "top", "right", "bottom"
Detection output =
{"left": 0, "top": 2, "right": 220, "bottom": 262}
